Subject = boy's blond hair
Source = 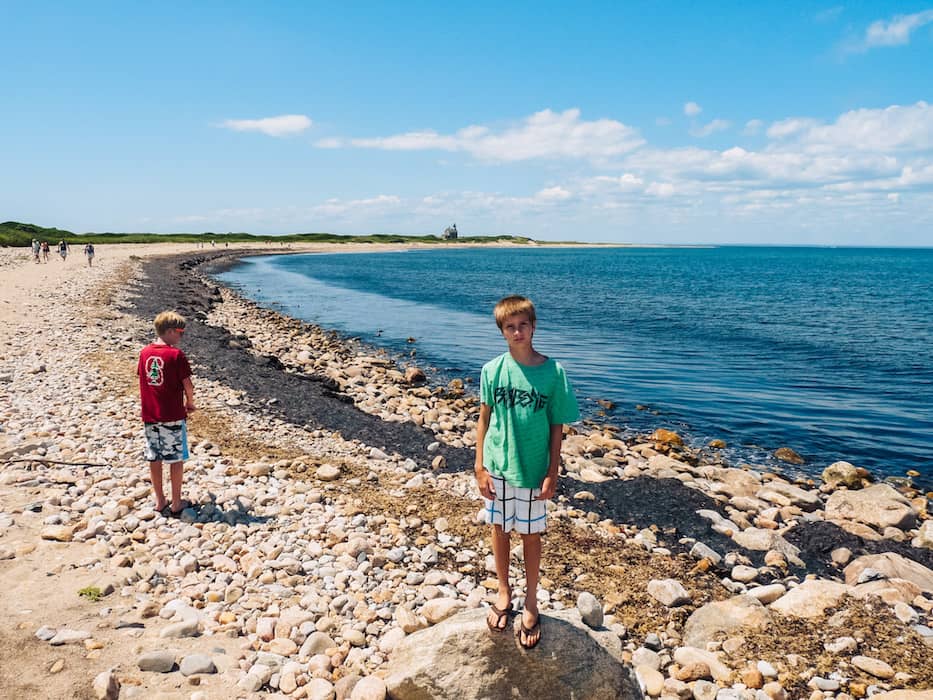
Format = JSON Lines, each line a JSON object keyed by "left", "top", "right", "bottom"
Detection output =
{"left": 154, "top": 310, "right": 186, "bottom": 336}
{"left": 494, "top": 295, "right": 536, "bottom": 329}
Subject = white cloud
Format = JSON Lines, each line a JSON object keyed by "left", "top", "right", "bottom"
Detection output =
{"left": 646, "top": 182, "right": 675, "bottom": 197}
{"left": 684, "top": 102, "right": 702, "bottom": 117}
{"left": 767, "top": 118, "right": 821, "bottom": 139}
{"left": 770, "top": 102, "right": 933, "bottom": 153}
{"left": 535, "top": 186, "right": 572, "bottom": 201}
{"left": 219, "top": 114, "right": 312, "bottom": 137}
{"left": 334, "top": 108, "right": 644, "bottom": 162}
{"left": 691, "top": 119, "right": 732, "bottom": 137}
{"left": 585, "top": 174, "right": 645, "bottom": 191}
{"left": 312, "top": 194, "right": 401, "bottom": 217}
{"left": 863, "top": 10, "right": 933, "bottom": 48}
{"left": 198, "top": 101, "right": 932, "bottom": 243}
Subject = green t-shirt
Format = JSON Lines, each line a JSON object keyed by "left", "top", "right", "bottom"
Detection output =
{"left": 480, "top": 352, "right": 580, "bottom": 488}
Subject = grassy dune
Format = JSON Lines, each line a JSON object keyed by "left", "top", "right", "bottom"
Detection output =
{"left": 0, "top": 221, "right": 533, "bottom": 247}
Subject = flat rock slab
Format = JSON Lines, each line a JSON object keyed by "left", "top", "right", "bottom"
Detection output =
{"left": 844, "top": 552, "right": 933, "bottom": 594}
{"left": 825, "top": 484, "right": 917, "bottom": 531}
{"left": 49, "top": 629, "right": 91, "bottom": 646}
{"left": 683, "top": 595, "right": 771, "bottom": 648}
{"left": 769, "top": 579, "right": 851, "bottom": 619}
{"left": 385, "top": 607, "right": 642, "bottom": 700}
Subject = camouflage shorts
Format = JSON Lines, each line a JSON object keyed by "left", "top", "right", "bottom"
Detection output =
{"left": 143, "top": 420, "right": 189, "bottom": 462}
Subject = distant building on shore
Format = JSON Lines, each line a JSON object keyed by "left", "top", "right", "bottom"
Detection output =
{"left": 442, "top": 223, "right": 458, "bottom": 240}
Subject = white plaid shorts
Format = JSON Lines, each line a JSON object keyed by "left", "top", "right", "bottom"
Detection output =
{"left": 482, "top": 473, "right": 547, "bottom": 534}
{"left": 143, "top": 420, "right": 189, "bottom": 462}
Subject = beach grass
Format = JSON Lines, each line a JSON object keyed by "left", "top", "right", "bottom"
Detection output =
{"left": 0, "top": 220, "right": 534, "bottom": 247}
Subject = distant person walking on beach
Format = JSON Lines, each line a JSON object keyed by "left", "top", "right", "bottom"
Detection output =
{"left": 40, "top": 240, "right": 50, "bottom": 263}
{"left": 31, "top": 239, "right": 40, "bottom": 263}
{"left": 58, "top": 240, "right": 67, "bottom": 261}
{"left": 84, "top": 242, "right": 95, "bottom": 267}
{"left": 474, "top": 295, "right": 579, "bottom": 649}
{"left": 138, "top": 311, "right": 197, "bottom": 516}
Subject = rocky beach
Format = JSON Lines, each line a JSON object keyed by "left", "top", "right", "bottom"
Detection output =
{"left": 1, "top": 243, "right": 932, "bottom": 700}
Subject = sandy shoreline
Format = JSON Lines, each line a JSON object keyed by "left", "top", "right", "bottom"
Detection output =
{"left": 1, "top": 242, "right": 932, "bottom": 698}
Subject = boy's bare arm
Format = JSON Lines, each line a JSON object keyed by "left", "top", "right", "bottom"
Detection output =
{"left": 536, "top": 423, "right": 565, "bottom": 501}
{"left": 474, "top": 403, "right": 494, "bottom": 499}
{"left": 182, "top": 376, "right": 197, "bottom": 412}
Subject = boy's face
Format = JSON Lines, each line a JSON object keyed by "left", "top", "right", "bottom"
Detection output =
{"left": 161, "top": 327, "right": 186, "bottom": 347}
{"left": 500, "top": 312, "right": 535, "bottom": 350}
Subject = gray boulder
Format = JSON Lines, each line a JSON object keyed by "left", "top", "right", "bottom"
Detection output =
{"left": 384, "top": 607, "right": 642, "bottom": 700}
{"left": 821, "top": 461, "right": 861, "bottom": 489}
{"left": 844, "top": 552, "right": 933, "bottom": 594}
{"left": 825, "top": 484, "right": 917, "bottom": 530}
{"left": 755, "top": 481, "right": 821, "bottom": 511}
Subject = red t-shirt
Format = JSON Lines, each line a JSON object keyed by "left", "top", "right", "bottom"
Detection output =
{"left": 138, "top": 343, "right": 192, "bottom": 423}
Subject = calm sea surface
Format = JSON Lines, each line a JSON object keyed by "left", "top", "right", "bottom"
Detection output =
{"left": 217, "top": 246, "right": 933, "bottom": 485}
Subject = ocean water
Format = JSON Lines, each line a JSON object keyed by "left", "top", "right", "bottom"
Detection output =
{"left": 217, "top": 246, "right": 933, "bottom": 485}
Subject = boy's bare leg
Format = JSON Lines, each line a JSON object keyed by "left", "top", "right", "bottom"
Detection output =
{"left": 489, "top": 524, "right": 512, "bottom": 628}
{"left": 520, "top": 532, "right": 542, "bottom": 645}
{"left": 148, "top": 461, "right": 166, "bottom": 511}
{"left": 169, "top": 461, "right": 184, "bottom": 511}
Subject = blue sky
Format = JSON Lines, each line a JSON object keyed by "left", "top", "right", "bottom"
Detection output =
{"left": 2, "top": 2, "right": 932, "bottom": 244}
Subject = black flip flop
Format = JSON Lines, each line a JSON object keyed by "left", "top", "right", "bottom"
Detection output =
{"left": 486, "top": 603, "right": 512, "bottom": 632}
{"left": 517, "top": 615, "right": 541, "bottom": 649}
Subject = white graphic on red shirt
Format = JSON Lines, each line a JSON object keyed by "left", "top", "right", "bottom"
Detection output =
{"left": 145, "top": 356, "right": 164, "bottom": 386}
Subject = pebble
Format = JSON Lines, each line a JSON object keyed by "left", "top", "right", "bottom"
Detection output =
{"left": 631, "top": 647, "right": 660, "bottom": 670}
{"left": 307, "top": 677, "right": 337, "bottom": 700}
{"left": 692, "top": 679, "right": 718, "bottom": 700}
{"left": 690, "top": 542, "right": 722, "bottom": 566}
{"left": 647, "top": 578, "right": 692, "bottom": 607}
{"left": 576, "top": 591, "right": 604, "bottom": 628}
{"left": 180, "top": 653, "right": 217, "bottom": 676}
{"left": 851, "top": 655, "right": 895, "bottom": 679}
{"left": 349, "top": 675, "right": 388, "bottom": 700}
{"left": 137, "top": 650, "right": 176, "bottom": 673}
{"left": 824, "top": 636, "right": 857, "bottom": 654}
{"left": 731, "top": 565, "right": 759, "bottom": 583}
{"left": 643, "top": 633, "right": 662, "bottom": 651}
{"left": 92, "top": 670, "right": 120, "bottom": 700}
{"left": 757, "top": 660, "right": 777, "bottom": 678}
{"left": 35, "top": 626, "right": 57, "bottom": 641}
{"left": 160, "top": 618, "right": 199, "bottom": 638}
{"left": 635, "top": 665, "right": 664, "bottom": 696}
{"left": 316, "top": 464, "right": 341, "bottom": 481}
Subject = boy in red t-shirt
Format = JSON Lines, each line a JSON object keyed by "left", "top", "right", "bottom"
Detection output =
{"left": 138, "top": 310, "right": 197, "bottom": 515}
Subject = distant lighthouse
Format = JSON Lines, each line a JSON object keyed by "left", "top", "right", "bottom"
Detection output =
{"left": 442, "top": 223, "right": 458, "bottom": 240}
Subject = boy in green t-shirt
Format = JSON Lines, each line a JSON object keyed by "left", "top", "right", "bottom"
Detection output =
{"left": 474, "top": 295, "right": 580, "bottom": 648}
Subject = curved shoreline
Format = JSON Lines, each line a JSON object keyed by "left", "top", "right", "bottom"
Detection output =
{"left": 208, "top": 246, "right": 932, "bottom": 494}
{"left": 131, "top": 249, "right": 933, "bottom": 566}
{"left": 1, "top": 242, "right": 932, "bottom": 697}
